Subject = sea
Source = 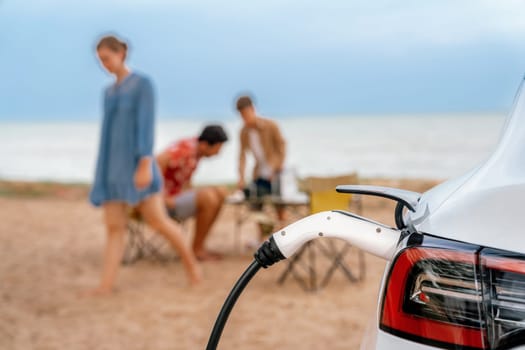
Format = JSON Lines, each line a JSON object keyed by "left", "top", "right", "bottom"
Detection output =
{"left": 0, "top": 114, "right": 507, "bottom": 185}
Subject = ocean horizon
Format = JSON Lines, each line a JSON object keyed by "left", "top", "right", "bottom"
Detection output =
{"left": 0, "top": 113, "right": 506, "bottom": 184}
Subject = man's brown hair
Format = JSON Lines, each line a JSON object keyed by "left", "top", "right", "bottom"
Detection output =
{"left": 236, "top": 95, "right": 253, "bottom": 111}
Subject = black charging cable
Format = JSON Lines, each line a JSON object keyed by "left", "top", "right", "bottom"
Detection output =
{"left": 206, "top": 237, "right": 285, "bottom": 350}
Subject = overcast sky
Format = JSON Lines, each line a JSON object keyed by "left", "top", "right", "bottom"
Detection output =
{"left": 2, "top": 0, "right": 525, "bottom": 120}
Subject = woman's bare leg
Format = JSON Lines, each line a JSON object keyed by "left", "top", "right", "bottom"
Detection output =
{"left": 87, "top": 202, "right": 128, "bottom": 296}
{"left": 138, "top": 193, "right": 202, "bottom": 285}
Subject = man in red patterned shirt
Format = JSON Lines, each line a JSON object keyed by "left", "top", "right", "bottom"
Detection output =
{"left": 156, "top": 125, "right": 228, "bottom": 261}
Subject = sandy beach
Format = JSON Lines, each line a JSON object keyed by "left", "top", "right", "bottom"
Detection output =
{"left": 0, "top": 178, "right": 439, "bottom": 350}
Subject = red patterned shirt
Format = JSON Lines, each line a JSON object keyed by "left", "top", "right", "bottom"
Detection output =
{"left": 162, "top": 137, "right": 200, "bottom": 197}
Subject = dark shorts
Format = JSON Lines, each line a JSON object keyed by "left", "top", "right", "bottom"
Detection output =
{"left": 244, "top": 177, "right": 281, "bottom": 211}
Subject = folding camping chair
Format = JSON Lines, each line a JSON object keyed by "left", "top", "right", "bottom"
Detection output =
{"left": 122, "top": 209, "right": 188, "bottom": 265}
{"left": 277, "top": 173, "right": 366, "bottom": 291}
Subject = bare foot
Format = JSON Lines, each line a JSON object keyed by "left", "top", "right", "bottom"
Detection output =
{"left": 188, "top": 264, "right": 203, "bottom": 286}
{"left": 195, "top": 250, "right": 223, "bottom": 262}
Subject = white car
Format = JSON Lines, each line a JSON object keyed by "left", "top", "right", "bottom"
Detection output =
{"left": 355, "top": 77, "right": 525, "bottom": 350}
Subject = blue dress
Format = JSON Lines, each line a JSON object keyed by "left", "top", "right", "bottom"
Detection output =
{"left": 89, "top": 72, "right": 162, "bottom": 207}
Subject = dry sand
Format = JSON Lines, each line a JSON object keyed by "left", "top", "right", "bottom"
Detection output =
{"left": 0, "top": 178, "right": 439, "bottom": 350}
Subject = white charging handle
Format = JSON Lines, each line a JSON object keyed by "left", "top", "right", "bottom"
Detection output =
{"left": 271, "top": 211, "right": 401, "bottom": 260}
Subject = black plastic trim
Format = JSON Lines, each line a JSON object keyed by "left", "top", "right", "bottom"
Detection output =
{"left": 254, "top": 237, "right": 285, "bottom": 268}
{"left": 336, "top": 185, "right": 420, "bottom": 212}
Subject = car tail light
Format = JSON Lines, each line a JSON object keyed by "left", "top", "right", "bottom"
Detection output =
{"left": 481, "top": 251, "right": 525, "bottom": 350}
{"left": 380, "top": 237, "right": 525, "bottom": 349}
{"left": 380, "top": 246, "right": 486, "bottom": 349}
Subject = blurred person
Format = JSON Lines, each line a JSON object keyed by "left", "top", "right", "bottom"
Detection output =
{"left": 88, "top": 35, "right": 201, "bottom": 296}
{"left": 156, "top": 125, "right": 229, "bottom": 261}
{"left": 236, "top": 95, "right": 287, "bottom": 237}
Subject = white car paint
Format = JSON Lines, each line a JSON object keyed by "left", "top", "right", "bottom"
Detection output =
{"left": 409, "top": 77, "right": 525, "bottom": 255}
{"left": 363, "top": 77, "right": 525, "bottom": 349}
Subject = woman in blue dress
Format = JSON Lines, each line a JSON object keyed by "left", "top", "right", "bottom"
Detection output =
{"left": 88, "top": 35, "right": 201, "bottom": 295}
